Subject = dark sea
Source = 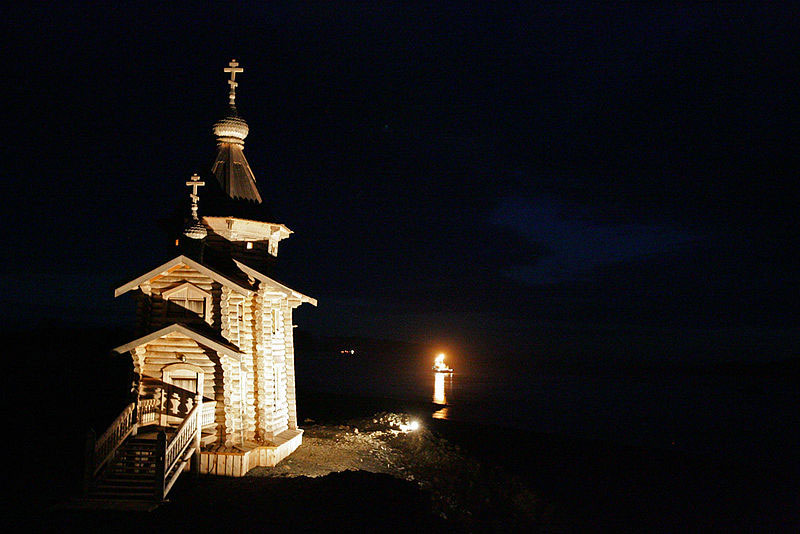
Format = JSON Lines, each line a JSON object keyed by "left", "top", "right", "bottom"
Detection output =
{"left": 298, "top": 350, "right": 800, "bottom": 468}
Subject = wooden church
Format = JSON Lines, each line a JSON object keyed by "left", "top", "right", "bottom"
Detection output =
{"left": 84, "top": 60, "right": 315, "bottom": 505}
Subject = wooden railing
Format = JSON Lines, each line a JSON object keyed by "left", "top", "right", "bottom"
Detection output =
{"left": 84, "top": 385, "right": 209, "bottom": 500}
{"left": 156, "top": 395, "right": 202, "bottom": 500}
{"left": 140, "top": 377, "right": 213, "bottom": 423}
{"left": 201, "top": 401, "right": 217, "bottom": 428}
{"left": 91, "top": 402, "right": 137, "bottom": 477}
{"left": 138, "top": 397, "right": 158, "bottom": 426}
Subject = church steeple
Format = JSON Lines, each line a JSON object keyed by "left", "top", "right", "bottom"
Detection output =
{"left": 210, "top": 59, "right": 263, "bottom": 204}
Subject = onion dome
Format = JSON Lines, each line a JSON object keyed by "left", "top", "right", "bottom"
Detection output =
{"left": 183, "top": 218, "right": 207, "bottom": 240}
{"left": 213, "top": 107, "right": 249, "bottom": 145}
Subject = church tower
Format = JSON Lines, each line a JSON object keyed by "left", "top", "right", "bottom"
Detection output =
{"left": 109, "top": 60, "right": 315, "bottom": 477}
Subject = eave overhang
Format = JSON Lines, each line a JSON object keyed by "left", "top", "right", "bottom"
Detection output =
{"left": 112, "top": 323, "right": 242, "bottom": 361}
{"left": 233, "top": 259, "right": 317, "bottom": 306}
{"left": 202, "top": 217, "right": 292, "bottom": 237}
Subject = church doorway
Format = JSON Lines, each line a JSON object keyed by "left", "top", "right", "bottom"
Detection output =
{"left": 161, "top": 362, "right": 205, "bottom": 422}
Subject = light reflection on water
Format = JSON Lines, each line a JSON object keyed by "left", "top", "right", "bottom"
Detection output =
{"left": 432, "top": 372, "right": 453, "bottom": 419}
{"left": 433, "top": 372, "right": 448, "bottom": 404}
{"left": 432, "top": 406, "right": 450, "bottom": 419}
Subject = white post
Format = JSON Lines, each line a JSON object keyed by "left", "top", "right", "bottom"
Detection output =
{"left": 193, "top": 384, "right": 202, "bottom": 477}
{"left": 155, "top": 430, "right": 167, "bottom": 501}
{"left": 159, "top": 386, "right": 166, "bottom": 427}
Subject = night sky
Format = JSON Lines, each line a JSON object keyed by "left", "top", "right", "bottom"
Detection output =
{"left": 2, "top": 4, "right": 798, "bottom": 364}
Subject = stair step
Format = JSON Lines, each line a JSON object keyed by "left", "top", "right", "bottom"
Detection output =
{"left": 94, "top": 489, "right": 152, "bottom": 496}
{"left": 109, "top": 469, "right": 156, "bottom": 474}
{"left": 87, "top": 491, "right": 152, "bottom": 496}
{"left": 90, "top": 492, "right": 153, "bottom": 500}
{"left": 100, "top": 478, "right": 153, "bottom": 486}
{"left": 112, "top": 466, "right": 156, "bottom": 471}
{"left": 89, "top": 493, "right": 154, "bottom": 502}
{"left": 94, "top": 484, "right": 153, "bottom": 493}
{"left": 108, "top": 471, "right": 153, "bottom": 479}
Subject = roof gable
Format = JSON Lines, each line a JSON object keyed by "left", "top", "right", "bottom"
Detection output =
{"left": 115, "top": 255, "right": 252, "bottom": 297}
{"left": 112, "top": 323, "right": 242, "bottom": 360}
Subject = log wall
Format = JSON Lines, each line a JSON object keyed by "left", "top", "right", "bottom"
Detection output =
{"left": 138, "top": 332, "right": 219, "bottom": 402}
{"left": 271, "top": 300, "right": 289, "bottom": 436}
{"left": 284, "top": 305, "right": 298, "bottom": 430}
{"left": 125, "top": 259, "right": 304, "bottom": 451}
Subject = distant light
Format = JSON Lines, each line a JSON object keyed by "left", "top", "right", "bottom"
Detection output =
{"left": 409, "top": 421, "right": 419, "bottom": 431}
{"left": 433, "top": 353, "right": 452, "bottom": 372}
{"left": 246, "top": 241, "right": 253, "bottom": 249}
{"left": 175, "top": 239, "right": 180, "bottom": 246}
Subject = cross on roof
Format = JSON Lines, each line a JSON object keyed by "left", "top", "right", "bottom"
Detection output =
{"left": 186, "top": 173, "right": 205, "bottom": 219}
{"left": 224, "top": 59, "right": 244, "bottom": 105}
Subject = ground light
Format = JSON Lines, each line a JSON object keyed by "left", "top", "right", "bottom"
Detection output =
{"left": 399, "top": 420, "right": 420, "bottom": 433}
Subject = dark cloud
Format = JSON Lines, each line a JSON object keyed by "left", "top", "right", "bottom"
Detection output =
{"left": 492, "top": 196, "right": 695, "bottom": 284}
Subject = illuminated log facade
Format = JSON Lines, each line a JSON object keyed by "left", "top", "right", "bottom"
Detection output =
{"left": 109, "top": 60, "right": 315, "bottom": 475}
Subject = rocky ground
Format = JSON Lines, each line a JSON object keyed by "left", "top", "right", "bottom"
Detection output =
{"left": 249, "top": 413, "right": 550, "bottom": 531}
{"left": 36, "top": 413, "right": 550, "bottom": 533}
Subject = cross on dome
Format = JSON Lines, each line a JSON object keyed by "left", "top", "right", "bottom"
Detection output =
{"left": 185, "top": 173, "right": 205, "bottom": 220}
{"left": 224, "top": 59, "right": 244, "bottom": 105}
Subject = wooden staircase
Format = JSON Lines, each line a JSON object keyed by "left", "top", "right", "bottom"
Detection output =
{"left": 71, "top": 386, "right": 218, "bottom": 511}
{"left": 87, "top": 438, "right": 159, "bottom": 505}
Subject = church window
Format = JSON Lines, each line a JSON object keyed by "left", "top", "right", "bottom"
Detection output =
{"left": 162, "top": 282, "right": 211, "bottom": 322}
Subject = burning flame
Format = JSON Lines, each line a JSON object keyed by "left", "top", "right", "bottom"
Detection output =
{"left": 434, "top": 353, "right": 449, "bottom": 371}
